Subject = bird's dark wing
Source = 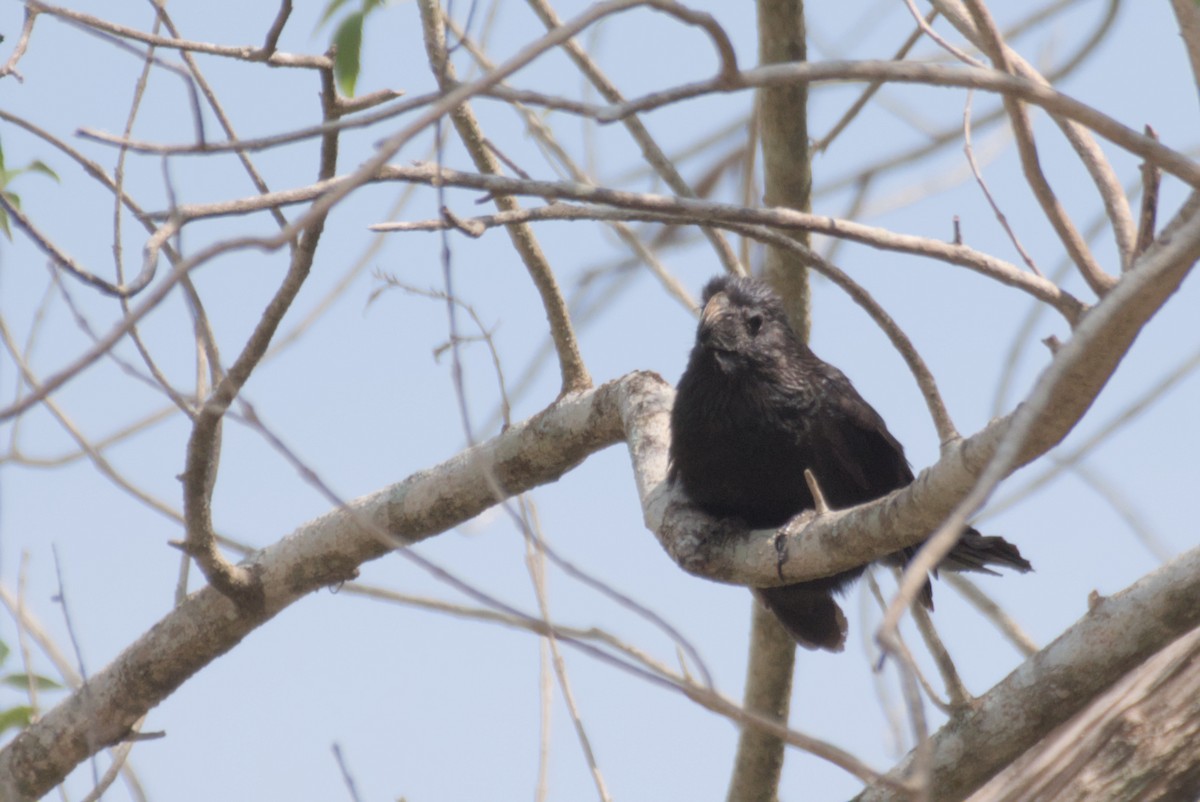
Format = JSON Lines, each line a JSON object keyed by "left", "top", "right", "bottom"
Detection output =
{"left": 796, "top": 355, "right": 914, "bottom": 505}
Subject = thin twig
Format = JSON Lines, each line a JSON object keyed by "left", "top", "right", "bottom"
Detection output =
{"left": 590, "top": 60, "right": 1200, "bottom": 188}
{"left": 0, "top": 6, "right": 38, "bottom": 80}
{"left": 0, "top": 193, "right": 138, "bottom": 297}
{"left": 50, "top": 545, "right": 99, "bottom": 788}
{"left": 909, "top": 603, "right": 972, "bottom": 710}
{"left": 804, "top": 468, "right": 831, "bottom": 515}
{"left": 418, "top": 0, "right": 591, "bottom": 394}
{"left": 111, "top": 8, "right": 198, "bottom": 418}
{"left": 152, "top": 3, "right": 290, "bottom": 231}
{"left": 940, "top": 0, "right": 1135, "bottom": 276}
{"left": 342, "top": 582, "right": 685, "bottom": 682}
{"left": 902, "top": 0, "right": 983, "bottom": 67}
{"left": 963, "top": 89, "right": 1042, "bottom": 276}
{"left": 865, "top": 576, "right": 935, "bottom": 801}
{"left": 0, "top": 319, "right": 187, "bottom": 526}
{"left": 331, "top": 744, "right": 363, "bottom": 802}
{"left": 523, "top": 0, "right": 743, "bottom": 276}
{"left": 815, "top": 8, "right": 941, "bottom": 152}
{"left": 520, "top": 500, "right": 614, "bottom": 802}
{"left": 15, "top": 554, "right": 39, "bottom": 718}
{"left": 444, "top": 13, "right": 696, "bottom": 311}
{"left": 260, "top": 0, "right": 291, "bottom": 55}
{"left": 943, "top": 574, "right": 1038, "bottom": 657}
{"left": 1136, "top": 125, "right": 1162, "bottom": 259}
{"left": 867, "top": 574, "right": 952, "bottom": 716}
{"left": 1170, "top": 0, "right": 1200, "bottom": 107}
{"left": 363, "top": 168, "right": 1084, "bottom": 322}
{"left": 26, "top": 0, "right": 328, "bottom": 67}
{"left": 959, "top": 0, "right": 1112, "bottom": 294}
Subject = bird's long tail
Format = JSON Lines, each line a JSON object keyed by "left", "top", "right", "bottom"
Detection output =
{"left": 942, "top": 529, "right": 1033, "bottom": 576}
{"left": 753, "top": 583, "right": 848, "bottom": 653}
{"left": 759, "top": 530, "right": 1030, "bottom": 651}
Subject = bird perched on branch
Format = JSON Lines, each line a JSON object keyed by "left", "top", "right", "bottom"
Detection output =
{"left": 669, "top": 275, "right": 1031, "bottom": 652}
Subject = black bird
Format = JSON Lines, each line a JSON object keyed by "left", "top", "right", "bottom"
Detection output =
{"left": 669, "top": 275, "right": 1031, "bottom": 652}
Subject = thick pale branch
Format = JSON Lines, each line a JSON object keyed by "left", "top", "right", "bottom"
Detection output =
{"left": 855, "top": 546, "right": 1200, "bottom": 802}
{"left": 971, "top": 625, "right": 1200, "bottom": 801}
{"left": 0, "top": 372, "right": 645, "bottom": 799}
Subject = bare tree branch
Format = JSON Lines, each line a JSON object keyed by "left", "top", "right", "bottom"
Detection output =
{"left": 595, "top": 61, "right": 1198, "bottom": 187}
{"left": 26, "top": 0, "right": 329, "bottom": 68}
{"left": 968, "top": 626, "right": 1200, "bottom": 801}
{"left": 856, "top": 547, "right": 1200, "bottom": 802}
{"left": 877, "top": 191, "right": 1200, "bottom": 661}
{"left": 358, "top": 167, "right": 1086, "bottom": 323}
{"left": 1170, "top": 0, "right": 1200, "bottom": 104}
{"left": 0, "top": 371, "right": 642, "bottom": 799}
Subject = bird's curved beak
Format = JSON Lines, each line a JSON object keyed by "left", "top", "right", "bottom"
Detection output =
{"left": 698, "top": 290, "right": 737, "bottom": 362}
{"left": 700, "top": 290, "right": 731, "bottom": 328}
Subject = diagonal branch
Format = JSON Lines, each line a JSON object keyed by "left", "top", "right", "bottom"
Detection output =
{"left": 0, "top": 372, "right": 643, "bottom": 799}
{"left": 876, "top": 191, "right": 1200, "bottom": 662}
{"left": 854, "top": 546, "right": 1200, "bottom": 802}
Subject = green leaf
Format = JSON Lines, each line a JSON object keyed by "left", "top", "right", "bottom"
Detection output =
{"left": 2, "top": 673, "right": 64, "bottom": 691}
{"left": 27, "top": 160, "right": 59, "bottom": 182}
{"left": 0, "top": 706, "right": 33, "bottom": 736}
{"left": 333, "top": 11, "right": 364, "bottom": 97}
{"left": 317, "top": 0, "right": 356, "bottom": 31}
{"left": 0, "top": 639, "right": 9, "bottom": 665}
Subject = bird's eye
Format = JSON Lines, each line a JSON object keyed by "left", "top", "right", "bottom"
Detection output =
{"left": 746, "top": 313, "right": 763, "bottom": 336}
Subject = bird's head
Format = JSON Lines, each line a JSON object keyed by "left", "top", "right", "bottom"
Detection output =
{"left": 694, "top": 275, "right": 800, "bottom": 374}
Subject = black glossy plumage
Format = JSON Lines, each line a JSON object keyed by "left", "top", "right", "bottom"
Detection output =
{"left": 669, "top": 275, "right": 1031, "bottom": 652}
